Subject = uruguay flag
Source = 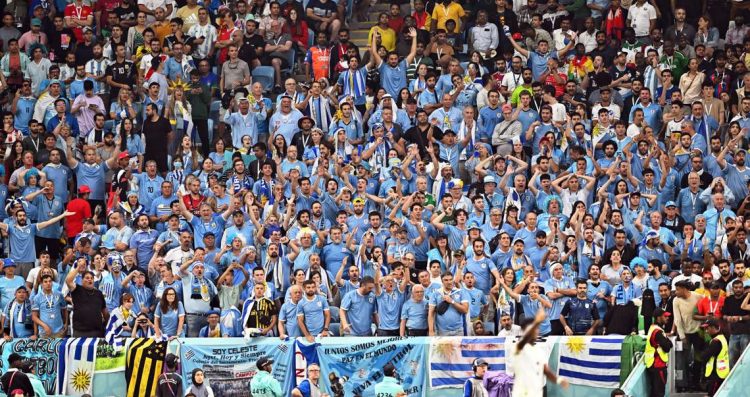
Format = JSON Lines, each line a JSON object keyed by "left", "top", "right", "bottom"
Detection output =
{"left": 429, "top": 337, "right": 507, "bottom": 388}
{"left": 557, "top": 335, "right": 625, "bottom": 388}
{"left": 57, "top": 338, "right": 99, "bottom": 396}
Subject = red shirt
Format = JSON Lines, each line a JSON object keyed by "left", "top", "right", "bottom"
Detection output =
{"left": 697, "top": 296, "right": 725, "bottom": 318}
{"left": 216, "top": 25, "right": 238, "bottom": 64}
{"left": 64, "top": 3, "right": 93, "bottom": 42}
{"left": 66, "top": 198, "right": 92, "bottom": 238}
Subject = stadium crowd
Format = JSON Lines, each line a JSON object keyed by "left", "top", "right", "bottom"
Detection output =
{"left": 0, "top": 0, "right": 749, "bottom": 395}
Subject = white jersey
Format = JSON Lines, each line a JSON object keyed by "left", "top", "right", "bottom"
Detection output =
{"left": 508, "top": 341, "right": 549, "bottom": 397}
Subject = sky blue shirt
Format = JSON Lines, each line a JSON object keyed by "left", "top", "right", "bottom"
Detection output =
{"left": 341, "top": 289, "right": 377, "bottom": 336}
{"left": 14, "top": 97, "right": 36, "bottom": 134}
{"left": 154, "top": 302, "right": 185, "bottom": 337}
{"left": 297, "top": 294, "right": 329, "bottom": 335}
{"left": 379, "top": 59, "right": 408, "bottom": 97}
{"left": 129, "top": 229, "right": 160, "bottom": 269}
{"left": 268, "top": 109, "right": 303, "bottom": 146}
{"left": 30, "top": 194, "right": 64, "bottom": 238}
{"left": 544, "top": 277, "right": 574, "bottom": 320}
{"left": 223, "top": 110, "right": 266, "bottom": 149}
{"left": 376, "top": 289, "right": 405, "bottom": 330}
{"left": 279, "top": 300, "right": 302, "bottom": 337}
{"left": 0, "top": 276, "right": 25, "bottom": 312}
{"left": 462, "top": 287, "right": 487, "bottom": 319}
{"left": 72, "top": 161, "right": 110, "bottom": 200}
{"left": 135, "top": 173, "right": 164, "bottom": 210}
{"left": 8, "top": 224, "right": 38, "bottom": 262}
{"left": 464, "top": 257, "right": 497, "bottom": 295}
{"left": 401, "top": 298, "right": 428, "bottom": 330}
{"left": 528, "top": 50, "right": 558, "bottom": 80}
{"left": 429, "top": 288, "right": 469, "bottom": 333}
{"left": 189, "top": 214, "right": 227, "bottom": 249}
{"left": 31, "top": 290, "right": 66, "bottom": 336}
{"left": 41, "top": 164, "right": 72, "bottom": 200}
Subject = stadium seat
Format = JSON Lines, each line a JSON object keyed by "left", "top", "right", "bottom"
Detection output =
{"left": 252, "top": 66, "right": 275, "bottom": 93}
{"left": 280, "top": 50, "right": 295, "bottom": 78}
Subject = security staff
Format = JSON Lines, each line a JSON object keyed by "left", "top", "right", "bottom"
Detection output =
{"left": 250, "top": 356, "right": 283, "bottom": 397}
{"left": 701, "top": 318, "right": 730, "bottom": 396}
{"left": 645, "top": 308, "right": 673, "bottom": 397}
{"left": 374, "top": 363, "right": 405, "bottom": 397}
{"left": 464, "top": 358, "right": 490, "bottom": 397}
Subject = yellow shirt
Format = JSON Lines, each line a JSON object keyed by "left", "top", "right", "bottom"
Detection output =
{"left": 431, "top": 2, "right": 466, "bottom": 32}
{"left": 368, "top": 26, "right": 397, "bottom": 52}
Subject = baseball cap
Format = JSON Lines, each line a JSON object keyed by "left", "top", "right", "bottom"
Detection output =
{"left": 82, "top": 26, "right": 93, "bottom": 33}
{"left": 653, "top": 308, "right": 671, "bottom": 318}
{"left": 256, "top": 356, "right": 274, "bottom": 368}
{"left": 78, "top": 185, "right": 91, "bottom": 194}
{"left": 665, "top": 201, "right": 677, "bottom": 208}
{"left": 118, "top": 151, "right": 130, "bottom": 160}
{"left": 468, "top": 221, "right": 481, "bottom": 231}
{"left": 3, "top": 258, "right": 16, "bottom": 268}
{"left": 483, "top": 175, "right": 496, "bottom": 184}
{"left": 31, "top": 18, "right": 41, "bottom": 27}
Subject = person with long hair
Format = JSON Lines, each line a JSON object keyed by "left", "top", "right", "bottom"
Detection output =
{"left": 109, "top": 87, "right": 137, "bottom": 133}
{"left": 174, "top": 135, "right": 203, "bottom": 176}
{"left": 4, "top": 141, "right": 24, "bottom": 184}
{"left": 208, "top": 138, "right": 232, "bottom": 174}
{"left": 154, "top": 287, "right": 185, "bottom": 338}
{"left": 119, "top": 119, "right": 144, "bottom": 171}
{"left": 395, "top": 87, "right": 412, "bottom": 109}
{"left": 287, "top": 8, "right": 309, "bottom": 55}
{"left": 679, "top": 58, "right": 705, "bottom": 105}
{"left": 104, "top": 293, "right": 136, "bottom": 350}
{"left": 166, "top": 84, "right": 194, "bottom": 155}
{"left": 126, "top": 12, "right": 149, "bottom": 58}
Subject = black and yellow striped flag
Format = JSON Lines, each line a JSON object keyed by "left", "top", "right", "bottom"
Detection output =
{"left": 125, "top": 338, "right": 167, "bottom": 397}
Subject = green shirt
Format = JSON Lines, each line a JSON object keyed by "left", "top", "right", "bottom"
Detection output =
{"left": 374, "top": 376, "right": 404, "bottom": 397}
{"left": 250, "top": 370, "right": 283, "bottom": 397}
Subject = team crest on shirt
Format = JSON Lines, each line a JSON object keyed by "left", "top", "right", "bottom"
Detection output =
{"left": 481, "top": 263, "right": 486, "bottom": 268}
{"left": 585, "top": 303, "right": 590, "bottom": 309}
{"left": 368, "top": 297, "right": 374, "bottom": 303}
{"left": 317, "top": 301, "right": 322, "bottom": 307}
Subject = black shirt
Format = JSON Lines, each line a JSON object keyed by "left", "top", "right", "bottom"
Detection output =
{"left": 47, "top": 27, "right": 77, "bottom": 61}
{"left": 106, "top": 60, "right": 136, "bottom": 100}
{"left": 71, "top": 286, "right": 106, "bottom": 336}
{"left": 0, "top": 369, "right": 34, "bottom": 397}
{"left": 723, "top": 293, "right": 750, "bottom": 335}
{"left": 240, "top": 34, "right": 266, "bottom": 64}
{"left": 156, "top": 372, "right": 184, "bottom": 397}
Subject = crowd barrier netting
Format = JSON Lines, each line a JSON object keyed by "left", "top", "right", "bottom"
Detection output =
{"left": 0, "top": 335, "right": 646, "bottom": 397}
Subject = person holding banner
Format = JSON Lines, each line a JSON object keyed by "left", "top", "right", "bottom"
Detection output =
{"left": 241, "top": 283, "right": 278, "bottom": 337}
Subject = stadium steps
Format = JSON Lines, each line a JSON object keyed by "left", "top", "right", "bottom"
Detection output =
{"left": 349, "top": 2, "right": 390, "bottom": 52}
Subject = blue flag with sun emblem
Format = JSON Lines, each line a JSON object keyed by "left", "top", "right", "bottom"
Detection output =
{"left": 557, "top": 335, "right": 625, "bottom": 388}
{"left": 58, "top": 337, "right": 99, "bottom": 396}
{"left": 316, "top": 337, "right": 426, "bottom": 396}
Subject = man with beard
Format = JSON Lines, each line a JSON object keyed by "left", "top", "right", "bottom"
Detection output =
{"left": 239, "top": 18, "right": 264, "bottom": 68}
{"left": 291, "top": 117, "right": 315, "bottom": 160}
{"left": 84, "top": 43, "right": 110, "bottom": 100}
{"left": 321, "top": 227, "right": 351, "bottom": 277}
{"left": 723, "top": 279, "right": 750, "bottom": 366}
{"left": 65, "top": 258, "right": 109, "bottom": 337}
{"left": 715, "top": 260, "right": 735, "bottom": 292}
{"left": 560, "top": 279, "right": 600, "bottom": 335}
{"left": 716, "top": 140, "right": 750, "bottom": 200}
{"left": 328, "top": 101, "right": 364, "bottom": 145}
{"left": 106, "top": 43, "right": 136, "bottom": 104}
{"left": 506, "top": 30, "right": 574, "bottom": 81}
{"left": 0, "top": 208, "right": 72, "bottom": 277}
{"left": 340, "top": 276, "right": 377, "bottom": 336}
{"left": 589, "top": 31, "right": 618, "bottom": 66}
{"left": 305, "top": 31, "right": 333, "bottom": 82}
{"left": 129, "top": 214, "right": 159, "bottom": 269}
{"left": 500, "top": 56, "right": 523, "bottom": 98}
{"left": 179, "top": 257, "right": 218, "bottom": 337}
{"left": 297, "top": 280, "right": 331, "bottom": 343}
{"left": 416, "top": 72, "right": 441, "bottom": 114}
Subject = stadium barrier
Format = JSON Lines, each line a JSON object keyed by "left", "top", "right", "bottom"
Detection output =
{"left": 0, "top": 335, "right": 646, "bottom": 397}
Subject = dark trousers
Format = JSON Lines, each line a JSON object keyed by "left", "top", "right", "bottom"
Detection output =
{"left": 35, "top": 236, "right": 62, "bottom": 262}
{"left": 376, "top": 329, "right": 400, "bottom": 337}
{"left": 707, "top": 377, "right": 723, "bottom": 396}
{"left": 407, "top": 328, "right": 428, "bottom": 336}
{"left": 647, "top": 366, "right": 667, "bottom": 397}
{"left": 550, "top": 319, "right": 564, "bottom": 335}
{"left": 193, "top": 119, "right": 210, "bottom": 157}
